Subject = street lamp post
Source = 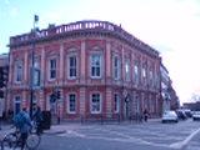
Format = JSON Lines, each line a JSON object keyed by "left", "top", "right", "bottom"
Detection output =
{"left": 30, "top": 15, "right": 39, "bottom": 118}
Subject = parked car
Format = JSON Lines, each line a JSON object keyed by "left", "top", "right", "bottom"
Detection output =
{"left": 176, "top": 110, "right": 187, "bottom": 120}
{"left": 193, "top": 111, "right": 200, "bottom": 121}
{"left": 162, "top": 111, "right": 178, "bottom": 123}
{"left": 184, "top": 109, "right": 192, "bottom": 118}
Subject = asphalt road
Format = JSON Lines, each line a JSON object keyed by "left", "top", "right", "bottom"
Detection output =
{"left": 1, "top": 119, "right": 200, "bottom": 150}
{"left": 37, "top": 119, "right": 200, "bottom": 150}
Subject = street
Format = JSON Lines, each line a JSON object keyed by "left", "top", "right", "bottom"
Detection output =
{"left": 35, "top": 119, "right": 200, "bottom": 150}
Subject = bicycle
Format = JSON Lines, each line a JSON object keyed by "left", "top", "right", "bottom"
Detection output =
{"left": 0, "top": 127, "right": 41, "bottom": 150}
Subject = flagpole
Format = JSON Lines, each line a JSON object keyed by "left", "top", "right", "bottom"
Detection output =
{"left": 30, "top": 15, "right": 39, "bottom": 118}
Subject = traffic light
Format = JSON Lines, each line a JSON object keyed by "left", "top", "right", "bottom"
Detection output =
{"left": 56, "top": 91, "right": 61, "bottom": 99}
{"left": 0, "top": 90, "right": 4, "bottom": 98}
{"left": 50, "top": 93, "right": 56, "bottom": 103}
{"left": 0, "top": 66, "right": 8, "bottom": 88}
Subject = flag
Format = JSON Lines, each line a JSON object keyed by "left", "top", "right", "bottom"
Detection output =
{"left": 34, "top": 15, "right": 39, "bottom": 23}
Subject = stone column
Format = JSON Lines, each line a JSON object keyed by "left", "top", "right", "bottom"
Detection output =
{"left": 39, "top": 90, "right": 45, "bottom": 111}
{"left": 22, "top": 90, "right": 27, "bottom": 108}
{"left": 79, "top": 87, "right": 86, "bottom": 117}
{"left": 40, "top": 47, "right": 45, "bottom": 87}
{"left": 131, "top": 53, "right": 135, "bottom": 84}
{"left": 24, "top": 51, "right": 28, "bottom": 85}
{"left": 121, "top": 47, "right": 125, "bottom": 82}
{"left": 58, "top": 89, "right": 64, "bottom": 119}
{"left": 80, "top": 40, "right": 86, "bottom": 84}
{"left": 59, "top": 43, "right": 64, "bottom": 85}
{"left": 106, "top": 42, "right": 111, "bottom": 82}
{"left": 106, "top": 87, "right": 112, "bottom": 118}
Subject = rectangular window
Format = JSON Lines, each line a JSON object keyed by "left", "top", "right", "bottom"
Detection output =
{"left": 134, "top": 63, "right": 139, "bottom": 85}
{"left": 33, "top": 60, "right": 40, "bottom": 86}
{"left": 142, "top": 68, "right": 146, "bottom": 78}
{"left": 149, "top": 70, "right": 153, "bottom": 87}
{"left": 49, "top": 59, "right": 56, "bottom": 79}
{"left": 91, "top": 54, "right": 101, "bottom": 78}
{"left": 113, "top": 56, "right": 120, "bottom": 80}
{"left": 68, "top": 94, "right": 76, "bottom": 113}
{"left": 69, "top": 56, "right": 77, "bottom": 78}
{"left": 15, "top": 62, "right": 23, "bottom": 82}
{"left": 125, "top": 60, "right": 130, "bottom": 81}
{"left": 114, "top": 94, "right": 120, "bottom": 113}
{"left": 91, "top": 93, "right": 101, "bottom": 114}
{"left": 33, "top": 69, "right": 40, "bottom": 86}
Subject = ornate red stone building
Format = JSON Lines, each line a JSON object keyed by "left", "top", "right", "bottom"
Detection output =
{"left": 7, "top": 20, "right": 161, "bottom": 120}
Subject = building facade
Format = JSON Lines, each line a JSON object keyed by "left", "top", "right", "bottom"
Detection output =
{"left": 160, "top": 63, "right": 179, "bottom": 112}
{"left": 7, "top": 20, "right": 161, "bottom": 120}
{"left": 160, "top": 63, "right": 171, "bottom": 112}
{"left": 0, "top": 54, "right": 9, "bottom": 117}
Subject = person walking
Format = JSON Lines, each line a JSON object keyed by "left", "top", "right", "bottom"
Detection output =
{"left": 143, "top": 109, "right": 149, "bottom": 122}
{"left": 13, "top": 108, "right": 32, "bottom": 150}
{"left": 32, "top": 106, "right": 43, "bottom": 135}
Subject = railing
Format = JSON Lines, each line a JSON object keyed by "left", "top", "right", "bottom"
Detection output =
{"left": 10, "top": 20, "right": 159, "bottom": 56}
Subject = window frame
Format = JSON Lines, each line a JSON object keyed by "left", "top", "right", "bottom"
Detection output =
{"left": 125, "top": 59, "right": 131, "bottom": 81}
{"left": 114, "top": 94, "right": 120, "bottom": 113}
{"left": 113, "top": 55, "right": 121, "bottom": 80}
{"left": 68, "top": 54, "right": 77, "bottom": 79}
{"left": 90, "top": 93, "right": 102, "bottom": 114}
{"left": 14, "top": 60, "right": 23, "bottom": 83}
{"left": 49, "top": 58, "right": 57, "bottom": 81}
{"left": 90, "top": 53, "right": 102, "bottom": 79}
{"left": 67, "top": 93, "right": 76, "bottom": 114}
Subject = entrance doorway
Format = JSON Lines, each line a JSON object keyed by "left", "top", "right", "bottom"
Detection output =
{"left": 124, "top": 94, "right": 132, "bottom": 120}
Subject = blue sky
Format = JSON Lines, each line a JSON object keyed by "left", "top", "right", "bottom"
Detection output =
{"left": 1, "top": 0, "right": 200, "bottom": 104}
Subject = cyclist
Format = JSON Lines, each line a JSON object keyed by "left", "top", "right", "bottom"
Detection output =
{"left": 13, "top": 108, "right": 32, "bottom": 150}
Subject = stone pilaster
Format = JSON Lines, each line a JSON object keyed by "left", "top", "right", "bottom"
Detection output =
{"left": 79, "top": 87, "right": 86, "bottom": 116}
{"left": 39, "top": 90, "right": 45, "bottom": 111}
{"left": 22, "top": 90, "right": 27, "bottom": 108}
{"left": 58, "top": 88, "right": 64, "bottom": 118}
{"left": 80, "top": 40, "right": 86, "bottom": 84}
{"left": 59, "top": 44, "right": 64, "bottom": 84}
{"left": 24, "top": 51, "right": 28, "bottom": 85}
{"left": 40, "top": 47, "right": 45, "bottom": 87}
{"left": 106, "top": 42, "right": 111, "bottom": 78}
{"left": 106, "top": 87, "right": 112, "bottom": 118}
{"left": 121, "top": 47, "right": 125, "bottom": 82}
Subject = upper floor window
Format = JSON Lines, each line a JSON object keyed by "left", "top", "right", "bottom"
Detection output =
{"left": 134, "top": 62, "right": 139, "bottom": 85}
{"left": 49, "top": 59, "right": 56, "bottom": 80}
{"left": 90, "top": 93, "right": 101, "bottom": 114}
{"left": 15, "top": 61, "right": 23, "bottom": 83}
{"left": 68, "top": 94, "right": 76, "bottom": 113}
{"left": 33, "top": 60, "right": 40, "bottom": 86}
{"left": 113, "top": 56, "right": 120, "bottom": 80}
{"left": 125, "top": 60, "right": 130, "bottom": 81}
{"left": 142, "top": 67, "right": 146, "bottom": 78}
{"left": 114, "top": 94, "right": 120, "bottom": 113}
{"left": 149, "top": 70, "right": 153, "bottom": 86}
{"left": 68, "top": 55, "right": 77, "bottom": 79}
{"left": 90, "top": 54, "right": 102, "bottom": 78}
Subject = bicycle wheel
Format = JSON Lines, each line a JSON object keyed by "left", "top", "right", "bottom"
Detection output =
{"left": 26, "top": 133, "right": 41, "bottom": 150}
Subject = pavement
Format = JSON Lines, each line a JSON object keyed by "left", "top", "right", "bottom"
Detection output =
{"left": 0, "top": 118, "right": 162, "bottom": 137}
{"left": 43, "top": 118, "right": 162, "bottom": 135}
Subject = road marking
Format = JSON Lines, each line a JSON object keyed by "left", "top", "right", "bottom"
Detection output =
{"left": 169, "top": 127, "right": 200, "bottom": 149}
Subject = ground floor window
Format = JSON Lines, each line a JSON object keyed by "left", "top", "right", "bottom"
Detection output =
{"left": 90, "top": 93, "right": 101, "bottom": 114}
{"left": 114, "top": 94, "right": 120, "bottom": 113}
{"left": 14, "top": 96, "right": 21, "bottom": 114}
{"left": 68, "top": 94, "right": 76, "bottom": 114}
